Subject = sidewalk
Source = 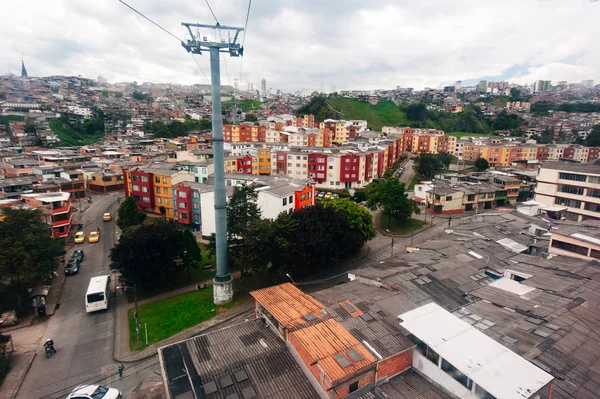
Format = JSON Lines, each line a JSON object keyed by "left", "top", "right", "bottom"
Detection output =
{"left": 114, "top": 272, "right": 249, "bottom": 362}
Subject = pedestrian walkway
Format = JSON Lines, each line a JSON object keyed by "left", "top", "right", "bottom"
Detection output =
{"left": 114, "top": 271, "right": 249, "bottom": 362}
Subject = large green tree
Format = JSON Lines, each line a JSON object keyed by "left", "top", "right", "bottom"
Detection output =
{"left": 0, "top": 209, "right": 65, "bottom": 310}
{"left": 586, "top": 125, "right": 600, "bottom": 147}
{"left": 110, "top": 222, "right": 184, "bottom": 285}
{"left": 117, "top": 196, "right": 147, "bottom": 231}
{"left": 226, "top": 185, "right": 262, "bottom": 242}
{"left": 413, "top": 153, "right": 444, "bottom": 179}
{"left": 323, "top": 197, "right": 376, "bottom": 244}
{"left": 181, "top": 228, "right": 201, "bottom": 282}
{"left": 474, "top": 157, "right": 490, "bottom": 171}
{"left": 366, "top": 179, "right": 419, "bottom": 223}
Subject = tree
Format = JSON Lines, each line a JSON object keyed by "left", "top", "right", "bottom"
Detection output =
{"left": 536, "top": 127, "right": 554, "bottom": 144}
{"left": 110, "top": 222, "right": 184, "bottom": 285}
{"left": 226, "top": 185, "right": 262, "bottom": 242}
{"left": 586, "top": 125, "right": 600, "bottom": 147}
{"left": 0, "top": 209, "right": 65, "bottom": 309}
{"left": 474, "top": 157, "right": 490, "bottom": 171}
{"left": 323, "top": 197, "right": 376, "bottom": 244}
{"left": 436, "top": 152, "right": 454, "bottom": 169}
{"left": 413, "top": 153, "right": 444, "bottom": 179}
{"left": 244, "top": 114, "right": 258, "bottom": 122}
{"left": 366, "top": 179, "right": 419, "bottom": 224}
{"left": 117, "top": 196, "right": 146, "bottom": 230}
{"left": 181, "top": 228, "right": 201, "bottom": 283}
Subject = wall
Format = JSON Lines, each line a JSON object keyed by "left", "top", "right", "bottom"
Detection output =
{"left": 286, "top": 340, "right": 329, "bottom": 399}
{"left": 549, "top": 232, "right": 600, "bottom": 261}
{"left": 257, "top": 190, "right": 295, "bottom": 220}
{"left": 200, "top": 190, "right": 216, "bottom": 237}
{"left": 412, "top": 350, "right": 478, "bottom": 399}
{"left": 377, "top": 350, "right": 412, "bottom": 380}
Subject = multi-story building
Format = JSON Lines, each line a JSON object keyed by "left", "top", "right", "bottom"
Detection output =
{"left": 21, "top": 192, "right": 72, "bottom": 238}
{"left": 88, "top": 170, "right": 124, "bottom": 193}
{"left": 223, "top": 124, "right": 266, "bottom": 143}
{"left": 535, "top": 161, "right": 600, "bottom": 221}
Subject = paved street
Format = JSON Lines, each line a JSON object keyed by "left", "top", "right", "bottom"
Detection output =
{"left": 399, "top": 159, "right": 416, "bottom": 187}
{"left": 16, "top": 194, "right": 122, "bottom": 399}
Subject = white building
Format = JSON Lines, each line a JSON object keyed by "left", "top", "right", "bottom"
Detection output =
{"left": 534, "top": 161, "right": 600, "bottom": 221}
{"left": 399, "top": 303, "right": 554, "bottom": 399}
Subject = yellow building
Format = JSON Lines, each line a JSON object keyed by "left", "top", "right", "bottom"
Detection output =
{"left": 149, "top": 169, "right": 195, "bottom": 220}
{"left": 258, "top": 148, "right": 271, "bottom": 175}
{"left": 224, "top": 157, "right": 239, "bottom": 173}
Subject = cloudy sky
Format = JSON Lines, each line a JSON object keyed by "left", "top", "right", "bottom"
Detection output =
{"left": 1, "top": 0, "right": 599, "bottom": 92}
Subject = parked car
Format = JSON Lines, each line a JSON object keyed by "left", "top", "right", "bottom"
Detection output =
{"left": 88, "top": 231, "right": 99, "bottom": 243}
{"left": 74, "top": 231, "right": 86, "bottom": 244}
{"left": 71, "top": 250, "right": 84, "bottom": 263}
{"left": 65, "top": 259, "right": 79, "bottom": 275}
{"left": 66, "top": 385, "right": 122, "bottom": 399}
{"left": 102, "top": 213, "right": 112, "bottom": 221}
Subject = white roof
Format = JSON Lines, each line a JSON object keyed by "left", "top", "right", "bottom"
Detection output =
{"left": 399, "top": 303, "right": 553, "bottom": 399}
{"left": 489, "top": 277, "right": 536, "bottom": 296}
{"left": 21, "top": 192, "right": 71, "bottom": 202}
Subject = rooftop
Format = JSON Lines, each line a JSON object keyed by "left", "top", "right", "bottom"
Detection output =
{"left": 250, "top": 283, "right": 326, "bottom": 329}
{"left": 158, "top": 318, "right": 319, "bottom": 399}
{"left": 399, "top": 303, "right": 554, "bottom": 399}
{"left": 541, "top": 160, "right": 600, "bottom": 175}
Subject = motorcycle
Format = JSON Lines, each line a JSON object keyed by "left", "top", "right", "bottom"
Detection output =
{"left": 44, "top": 344, "right": 56, "bottom": 358}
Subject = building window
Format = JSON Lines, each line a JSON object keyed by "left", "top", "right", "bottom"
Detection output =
{"left": 157, "top": 198, "right": 162, "bottom": 204}
{"left": 554, "top": 197, "right": 582, "bottom": 208}
{"left": 155, "top": 176, "right": 160, "bottom": 183}
{"left": 441, "top": 359, "right": 472, "bottom": 390}
{"left": 180, "top": 213, "right": 187, "bottom": 219}
{"left": 163, "top": 188, "right": 169, "bottom": 194}
{"left": 588, "top": 176, "right": 600, "bottom": 184}
{"left": 415, "top": 339, "right": 440, "bottom": 365}
{"left": 289, "top": 196, "right": 293, "bottom": 204}
{"left": 559, "top": 185, "right": 584, "bottom": 195}
{"left": 141, "top": 176, "right": 148, "bottom": 183}
{"left": 587, "top": 189, "right": 600, "bottom": 198}
{"left": 348, "top": 381, "right": 359, "bottom": 393}
{"left": 474, "top": 385, "right": 497, "bottom": 399}
{"left": 142, "top": 196, "right": 150, "bottom": 203}
{"left": 142, "top": 186, "right": 148, "bottom": 193}
{"left": 283, "top": 198, "right": 287, "bottom": 206}
{"left": 559, "top": 172, "right": 586, "bottom": 182}
{"left": 132, "top": 175, "right": 138, "bottom": 181}
{"left": 584, "top": 202, "right": 600, "bottom": 212}
{"left": 132, "top": 185, "right": 140, "bottom": 191}
{"left": 164, "top": 198, "right": 169, "bottom": 205}
{"left": 178, "top": 191, "right": 187, "bottom": 198}
{"left": 551, "top": 239, "right": 588, "bottom": 255}
{"left": 179, "top": 202, "right": 186, "bottom": 209}
{"left": 445, "top": 196, "right": 452, "bottom": 201}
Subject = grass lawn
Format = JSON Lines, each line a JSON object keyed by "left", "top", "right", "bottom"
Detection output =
{"left": 380, "top": 216, "right": 424, "bottom": 235}
{"left": 407, "top": 174, "right": 421, "bottom": 190}
{"left": 128, "top": 284, "right": 248, "bottom": 351}
{"left": 328, "top": 98, "right": 409, "bottom": 131}
{"left": 0, "top": 115, "right": 24, "bottom": 124}
{"left": 47, "top": 117, "right": 104, "bottom": 146}
{"left": 445, "top": 132, "right": 495, "bottom": 138}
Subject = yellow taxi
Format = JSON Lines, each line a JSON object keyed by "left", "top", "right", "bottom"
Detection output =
{"left": 102, "top": 213, "right": 112, "bottom": 222}
{"left": 88, "top": 231, "right": 100, "bottom": 243}
{"left": 74, "top": 231, "right": 86, "bottom": 244}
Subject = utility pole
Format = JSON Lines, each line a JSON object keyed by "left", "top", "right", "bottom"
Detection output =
{"left": 182, "top": 22, "right": 243, "bottom": 304}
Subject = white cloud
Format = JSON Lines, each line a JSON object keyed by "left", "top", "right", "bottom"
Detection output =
{"left": 1, "top": 0, "right": 599, "bottom": 91}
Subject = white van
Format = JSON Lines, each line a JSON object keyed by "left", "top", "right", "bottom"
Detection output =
{"left": 85, "top": 275, "right": 110, "bottom": 313}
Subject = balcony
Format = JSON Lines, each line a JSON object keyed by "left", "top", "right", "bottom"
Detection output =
{"left": 52, "top": 212, "right": 73, "bottom": 228}
{"left": 51, "top": 202, "right": 71, "bottom": 215}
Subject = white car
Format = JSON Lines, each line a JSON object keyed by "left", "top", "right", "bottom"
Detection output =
{"left": 66, "top": 385, "right": 122, "bottom": 399}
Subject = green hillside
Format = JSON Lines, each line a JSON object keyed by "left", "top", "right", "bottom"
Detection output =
{"left": 48, "top": 116, "right": 105, "bottom": 146}
{"left": 296, "top": 97, "right": 408, "bottom": 131}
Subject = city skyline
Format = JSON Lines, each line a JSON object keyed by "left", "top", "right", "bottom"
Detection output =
{"left": 1, "top": 0, "right": 599, "bottom": 92}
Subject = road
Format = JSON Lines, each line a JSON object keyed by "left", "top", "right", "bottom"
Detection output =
{"left": 399, "top": 159, "right": 416, "bottom": 187}
{"left": 17, "top": 194, "right": 122, "bottom": 399}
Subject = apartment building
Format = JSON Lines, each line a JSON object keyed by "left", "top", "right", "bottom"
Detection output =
{"left": 535, "top": 161, "right": 600, "bottom": 221}
{"left": 21, "top": 192, "right": 72, "bottom": 238}
{"left": 88, "top": 170, "right": 124, "bottom": 193}
{"left": 223, "top": 124, "right": 266, "bottom": 143}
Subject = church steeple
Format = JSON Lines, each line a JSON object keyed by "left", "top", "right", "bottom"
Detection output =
{"left": 21, "top": 60, "right": 28, "bottom": 77}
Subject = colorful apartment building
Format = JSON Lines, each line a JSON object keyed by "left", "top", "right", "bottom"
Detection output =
{"left": 223, "top": 124, "right": 266, "bottom": 143}
{"left": 123, "top": 167, "right": 195, "bottom": 219}
{"left": 21, "top": 192, "right": 72, "bottom": 238}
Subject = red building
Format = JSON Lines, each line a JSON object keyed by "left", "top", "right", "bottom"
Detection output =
{"left": 364, "top": 153, "right": 374, "bottom": 181}
{"left": 377, "top": 151, "right": 385, "bottom": 176}
{"left": 174, "top": 183, "right": 192, "bottom": 225}
{"left": 123, "top": 168, "right": 155, "bottom": 210}
{"left": 21, "top": 192, "right": 73, "bottom": 238}
{"left": 340, "top": 154, "right": 360, "bottom": 187}
{"left": 275, "top": 151, "right": 287, "bottom": 174}
{"left": 236, "top": 155, "right": 254, "bottom": 174}
{"left": 294, "top": 184, "right": 316, "bottom": 210}
{"left": 308, "top": 153, "right": 328, "bottom": 183}
{"left": 588, "top": 147, "right": 600, "bottom": 162}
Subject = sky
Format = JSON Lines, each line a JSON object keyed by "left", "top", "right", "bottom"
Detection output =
{"left": 1, "top": 0, "right": 599, "bottom": 93}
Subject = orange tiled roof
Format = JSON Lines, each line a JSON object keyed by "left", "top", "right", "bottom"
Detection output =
{"left": 250, "top": 283, "right": 325, "bottom": 329}
{"left": 290, "top": 318, "right": 377, "bottom": 383}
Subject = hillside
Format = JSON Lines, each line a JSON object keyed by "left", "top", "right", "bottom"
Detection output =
{"left": 48, "top": 116, "right": 105, "bottom": 146}
{"left": 296, "top": 97, "right": 408, "bottom": 131}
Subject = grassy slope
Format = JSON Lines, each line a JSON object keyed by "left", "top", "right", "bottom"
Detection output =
{"left": 128, "top": 286, "right": 243, "bottom": 351}
{"left": 327, "top": 98, "right": 408, "bottom": 131}
{"left": 0, "top": 115, "right": 25, "bottom": 124}
{"left": 47, "top": 118, "right": 104, "bottom": 146}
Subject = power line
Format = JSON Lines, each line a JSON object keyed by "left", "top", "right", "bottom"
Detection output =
{"left": 239, "top": 0, "right": 252, "bottom": 88}
{"left": 204, "top": 0, "right": 220, "bottom": 24}
{"left": 118, "top": 0, "right": 181, "bottom": 42}
{"left": 118, "top": 0, "right": 210, "bottom": 83}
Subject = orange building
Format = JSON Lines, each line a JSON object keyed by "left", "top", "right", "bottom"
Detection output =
{"left": 223, "top": 124, "right": 266, "bottom": 142}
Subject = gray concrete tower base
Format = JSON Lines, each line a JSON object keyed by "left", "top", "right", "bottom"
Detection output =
{"left": 213, "top": 276, "right": 234, "bottom": 304}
